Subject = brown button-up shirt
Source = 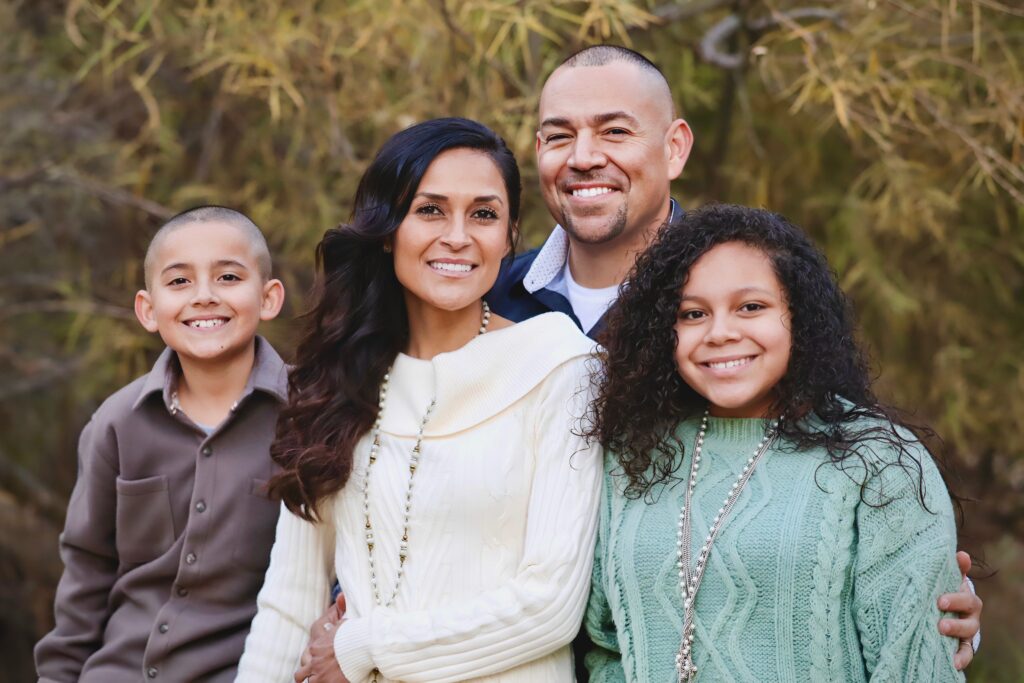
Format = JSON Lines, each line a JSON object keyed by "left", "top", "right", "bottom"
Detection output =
{"left": 35, "top": 337, "right": 288, "bottom": 683}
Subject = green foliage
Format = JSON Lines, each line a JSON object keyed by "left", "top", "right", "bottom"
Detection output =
{"left": 1, "top": 0, "right": 1022, "bottom": 676}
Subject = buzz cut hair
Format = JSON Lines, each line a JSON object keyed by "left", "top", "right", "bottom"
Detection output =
{"left": 143, "top": 205, "right": 272, "bottom": 289}
{"left": 558, "top": 44, "right": 675, "bottom": 116}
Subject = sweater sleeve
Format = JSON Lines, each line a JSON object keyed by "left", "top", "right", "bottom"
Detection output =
{"left": 852, "top": 441, "right": 965, "bottom": 683}
{"left": 332, "top": 359, "right": 603, "bottom": 683}
{"left": 234, "top": 502, "right": 335, "bottom": 682}
{"left": 584, "top": 486, "right": 626, "bottom": 683}
{"left": 35, "top": 416, "right": 119, "bottom": 683}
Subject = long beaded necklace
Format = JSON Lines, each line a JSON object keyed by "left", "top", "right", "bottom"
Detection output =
{"left": 362, "top": 300, "right": 491, "bottom": 607}
{"left": 675, "top": 410, "right": 781, "bottom": 682}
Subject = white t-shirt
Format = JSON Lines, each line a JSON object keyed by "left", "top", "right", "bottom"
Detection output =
{"left": 550, "top": 259, "right": 619, "bottom": 334}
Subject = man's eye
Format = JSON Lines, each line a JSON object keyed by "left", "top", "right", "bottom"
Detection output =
{"left": 544, "top": 133, "right": 570, "bottom": 143}
{"left": 605, "top": 128, "right": 630, "bottom": 136}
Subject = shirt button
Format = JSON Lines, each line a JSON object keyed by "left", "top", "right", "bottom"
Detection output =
{"left": 176, "top": 586, "right": 188, "bottom": 597}
{"left": 158, "top": 623, "right": 169, "bottom": 634}
{"left": 185, "top": 552, "right": 197, "bottom": 564}
{"left": 195, "top": 500, "right": 207, "bottom": 513}
{"left": 201, "top": 445, "right": 212, "bottom": 457}
{"left": 147, "top": 666, "right": 158, "bottom": 678}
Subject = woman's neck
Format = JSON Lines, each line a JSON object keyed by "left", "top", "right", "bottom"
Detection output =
{"left": 404, "top": 296, "right": 486, "bottom": 360}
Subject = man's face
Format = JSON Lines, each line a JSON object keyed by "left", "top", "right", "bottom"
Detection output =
{"left": 535, "top": 61, "right": 692, "bottom": 246}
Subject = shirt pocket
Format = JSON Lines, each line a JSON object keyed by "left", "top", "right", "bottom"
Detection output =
{"left": 115, "top": 474, "right": 176, "bottom": 565}
{"left": 232, "top": 478, "right": 280, "bottom": 573}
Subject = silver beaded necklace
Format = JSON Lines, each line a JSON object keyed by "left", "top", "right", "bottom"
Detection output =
{"left": 675, "top": 409, "right": 781, "bottom": 682}
{"left": 362, "top": 301, "right": 491, "bottom": 607}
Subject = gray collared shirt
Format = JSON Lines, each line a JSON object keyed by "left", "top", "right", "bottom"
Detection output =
{"left": 35, "top": 337, "right": 288, "bottom": 683}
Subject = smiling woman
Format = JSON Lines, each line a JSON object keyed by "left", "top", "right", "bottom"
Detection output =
{"left": 236, "top": 118, "right": 602, "bottom": 683}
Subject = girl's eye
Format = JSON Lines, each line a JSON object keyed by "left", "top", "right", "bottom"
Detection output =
{"left": 740, "top": 302, "right": 766, "bottom": 313}
{"left": 679, "top": 309, "right": 705, "bottom": 321}
{"left": 416, "top": 203, "right": 443, "bottom": 216}
{"left": 473, "top": 207, "right": 499, "bottom": 221}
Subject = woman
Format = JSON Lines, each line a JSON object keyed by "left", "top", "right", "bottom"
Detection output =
{"left": 585, "top": 205, "right": 964, "bottom": 682}
{"left": 235, "top": 118, "right": 601, "bottom": 682}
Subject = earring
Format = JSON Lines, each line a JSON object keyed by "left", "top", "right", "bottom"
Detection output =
{"left": 383, "top": 243, "right": 392, "bottom": 253}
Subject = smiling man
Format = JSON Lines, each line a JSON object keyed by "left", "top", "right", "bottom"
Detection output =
{"left": 485, "top": 44, "right": 982, "bottom": 676}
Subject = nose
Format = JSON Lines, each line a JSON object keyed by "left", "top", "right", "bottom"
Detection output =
{"left": 703, "top": 314, "right": 741, "bottom": 345}
{"left": 439, "top": 215, "right": 471, "bottom": 250}
{"left": 568, "top": 132, "right": 607, "bottom": 171}
{"left": 191, "top": 279, "right": 220, "bottom": 305}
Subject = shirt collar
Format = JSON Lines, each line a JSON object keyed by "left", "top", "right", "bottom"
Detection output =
{"left": 132, "top": 335, "right": 289, "bottom": 411}
{"left": 523, "top": 198, "right": 681, "bottom": 293}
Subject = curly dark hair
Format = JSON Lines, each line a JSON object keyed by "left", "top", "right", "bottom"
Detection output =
{"left": 590, "top": 203, "right": 951, "bottom": 507}
{"left": 268, "top": 118, "right": 521, "bottom": 521}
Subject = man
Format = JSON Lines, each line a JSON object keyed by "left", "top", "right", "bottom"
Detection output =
{"left": 487, "top": 44, "right": 982, "bottom": 672}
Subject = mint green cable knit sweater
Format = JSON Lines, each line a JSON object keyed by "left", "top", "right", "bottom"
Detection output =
{"left": 585, "top": 415, "right": 964, "bottom": 683}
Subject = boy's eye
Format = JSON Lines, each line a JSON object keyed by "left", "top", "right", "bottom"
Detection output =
{"left": 472, "top": 207, "right": 499, "bottom": 221}
{"left": 416, "top": 203, "right": 443, "bottom": 216}
{"left": 167, "top": 277, "right": 189, "bottom": 286}
{"left": 220, "top": 273, "right": 241, "bottom": 282}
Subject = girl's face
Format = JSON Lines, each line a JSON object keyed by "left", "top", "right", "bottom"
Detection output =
{"left": 392, "top": 148, "right": 512, "bottom": 315}
{"left": 673, "top": 241, "right": 792, "bottom": 418}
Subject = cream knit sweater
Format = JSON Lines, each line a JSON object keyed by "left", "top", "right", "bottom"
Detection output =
{"left": 236, "top": 313, "right": 601, "bottom": 683}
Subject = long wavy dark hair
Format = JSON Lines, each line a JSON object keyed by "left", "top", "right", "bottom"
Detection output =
{"left": 590, "top": 203, "right": 953, "bottom": 507}
{"left": 269, "top": 117, "right": 521, "bottom": 521}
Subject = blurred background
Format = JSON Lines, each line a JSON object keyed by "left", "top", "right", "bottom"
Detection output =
{"left": 1, "top": 1, "right": 1021, "bottom": 680}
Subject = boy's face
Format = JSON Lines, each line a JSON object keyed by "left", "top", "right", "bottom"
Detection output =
{"left": 134, "top": 221, "right": 284, "bottom": 368}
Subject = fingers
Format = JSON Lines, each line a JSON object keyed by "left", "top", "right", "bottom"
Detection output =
{"left": 955, "top": 550, "right": 972, "bottom": 579}
{"left": 938, "top": 590, "right": 982, "bottom": 619}
{"left": 300, "top": 647, "right": 313, "bottom": 668}
{"left": 953, "top": 637, "right": 974, "bottom": 671}
{"left": 293, "top": 661, "right": 311, "bottom": 683}
{"left": 939, "top": 615, "right": 980, "bottom": 640}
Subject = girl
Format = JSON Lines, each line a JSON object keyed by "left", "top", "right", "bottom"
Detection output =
{"left": 585, "top": 204, "right": 964, "bottom": 682}
{"left": 236, "top": 118, "right": 601, "bottom": 682}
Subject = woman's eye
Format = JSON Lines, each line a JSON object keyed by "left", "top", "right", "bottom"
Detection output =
{"left": 473, "top": 207, "right": 499, "bottom": 221}
{"left": 416, "top": 203, "right": 443, "bottom": 216}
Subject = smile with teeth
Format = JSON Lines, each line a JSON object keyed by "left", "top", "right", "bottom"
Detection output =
{"left": 187, "top": 318, "right": 227, "bottom": 329}
{"left": 703, "top": 356, "right": 755, "bottom": 369}
{"left": 571, "top": 187, "right": 615, "bottom": 198}
{"left": 429, "top": 261, "right": 474, "bottom": 273}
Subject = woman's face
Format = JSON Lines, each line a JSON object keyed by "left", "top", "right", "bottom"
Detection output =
{"left": 673, "top": 241, "right": 792, "bottom": 418}
{"left": 392, "top": 148, "right": 512, "bottom": 315}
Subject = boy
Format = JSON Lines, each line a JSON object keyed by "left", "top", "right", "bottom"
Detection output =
{"left": 35, "top": 206, "right": 287, "bottom": 682}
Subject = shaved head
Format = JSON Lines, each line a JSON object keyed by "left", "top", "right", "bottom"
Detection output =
{"left": 144, "top": 206, "right": 271, "bottom": 289}
{"left": 554, "top": 44, "right": 676, "bottom": 120}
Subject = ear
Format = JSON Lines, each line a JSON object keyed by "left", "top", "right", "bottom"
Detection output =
{"left": 665, "top": 118, "right": 694, "bottom": 181}
{"left": 134, "top": 290, "right": 160, "bottom": 333}
{"left": 259, "top": 278, "right": 286, "bottom": 321}
{"left": 535, "top": 129, "right": 543, "bottom": 156}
